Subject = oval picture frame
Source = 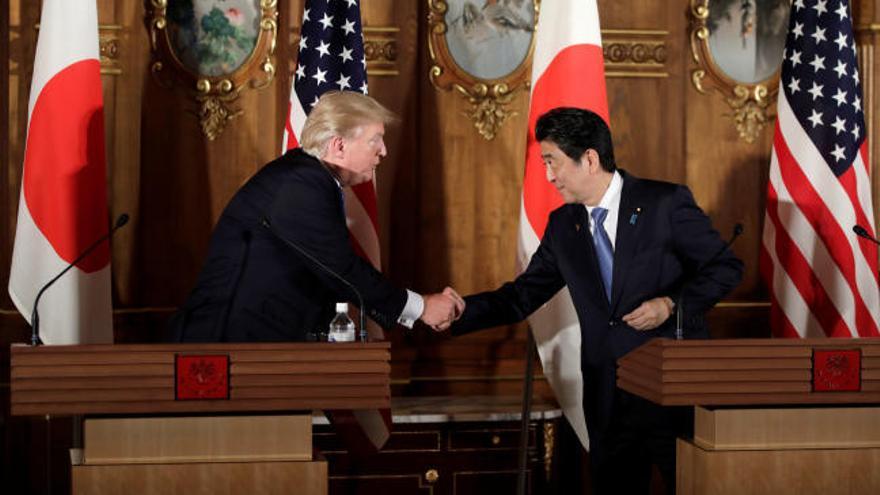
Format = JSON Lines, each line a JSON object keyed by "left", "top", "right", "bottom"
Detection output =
{"left": 427, "top": 0, "right": 538, "bottom": 140}
{"left": 147, "top": 0, "right": 278, "bottom": 140}
{"left": 689, "top": 0, "right": 790, "bottom": 143}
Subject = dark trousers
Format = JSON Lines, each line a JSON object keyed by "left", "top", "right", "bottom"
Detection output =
{"left": 591, "top": 389, "right": 692, "bottom": 495}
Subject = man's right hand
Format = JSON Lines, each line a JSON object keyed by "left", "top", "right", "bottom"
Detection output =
{"left": 420, "top": 287, "right": 465, "bottom": 331}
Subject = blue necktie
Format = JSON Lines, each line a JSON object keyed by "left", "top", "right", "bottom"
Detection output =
{"left": 591, "top": 207, "right": 613, "bottom": 302}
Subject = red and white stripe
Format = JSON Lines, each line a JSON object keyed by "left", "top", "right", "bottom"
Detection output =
{"left": 8, "top": 0, "right": 112, "bottom": 344}
{"left": 761, "top": 90, "right": 880, "bottom": 338}
{"left": 518, "top": 0, "right": 610, "bottom": 450}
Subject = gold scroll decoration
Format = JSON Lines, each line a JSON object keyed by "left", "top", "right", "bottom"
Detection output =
{"left": 147, "top": 0, "right": 278, "bottom": 140}
{"left": 427, "top": 0, "right": 538, "bottom": 140}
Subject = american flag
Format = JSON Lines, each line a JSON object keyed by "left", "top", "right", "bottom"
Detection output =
{"left": 282, "top": 0, "right": 381, "bottom": 274}
{"left": 761, "top": 0, "right": 880, "bottom": 338}
{"left": 282, "top": 0, "right": 392, "bottom": 452}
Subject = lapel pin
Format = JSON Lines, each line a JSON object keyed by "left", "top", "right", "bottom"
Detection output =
{"left": 575, "top": 223, "right": 581, "bottom": 232}
{"left": 629, "top": 207, "right": 642, "bottom": 225}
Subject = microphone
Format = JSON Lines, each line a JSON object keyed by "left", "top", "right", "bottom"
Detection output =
{"left": 853, "top": 225, "right": 880, "bottom": 245}
{"left": 674, "top": 222, "right": 743, "bottom": 340}
{"left": 261, "top": 217, "right": 368, "bottom": 342}
{"left": 31, "top": 213, "right": 130, "bottom": 346}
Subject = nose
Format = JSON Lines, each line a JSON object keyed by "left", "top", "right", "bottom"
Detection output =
{"left": 378, "top": 139, "right": 387, "bottom": 157}
{"left": 545, "top": 166, "right": 556, "bottom": 183}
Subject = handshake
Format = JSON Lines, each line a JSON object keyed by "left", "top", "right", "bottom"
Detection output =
{"left": 419, "top": 287, "right": 465, "bottom": 332}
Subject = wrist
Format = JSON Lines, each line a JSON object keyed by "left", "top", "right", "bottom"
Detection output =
{"left": 661, "top": 296, "right": 675, "bottom": 314}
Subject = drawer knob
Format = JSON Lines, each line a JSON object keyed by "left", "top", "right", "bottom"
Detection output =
{"left": 425, "top": 468, "right": 439, "bottom": 483}
{"left": 491, "top": 435, "right": 501, "bottom": 445}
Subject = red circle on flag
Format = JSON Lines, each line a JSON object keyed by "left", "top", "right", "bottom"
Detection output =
{"left": 23, "top": 59, "right": 109, "bottom": 272}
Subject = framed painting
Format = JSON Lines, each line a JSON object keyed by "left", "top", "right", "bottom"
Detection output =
{"left": 428, "top": 0, "right": 538, "bottom": 140}
{"left": 147, "top": 0, "right": 278, "bottom": 140}
{"left": 690, "top": 0, "right": 790, "bottom": 143}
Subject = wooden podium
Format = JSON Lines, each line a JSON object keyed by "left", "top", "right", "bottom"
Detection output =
{"left": 10, "top": 342, "right": 391, "bottom": 495}
{"left": 618, "top": 338, "right": 880, "bottom": 495}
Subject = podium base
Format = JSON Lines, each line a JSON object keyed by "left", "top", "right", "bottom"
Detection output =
{"left": 678, "top": 406, "right": 880, "bottom": 494}
{"left": 72, "top": 459, "right": 327, "bottom": 495}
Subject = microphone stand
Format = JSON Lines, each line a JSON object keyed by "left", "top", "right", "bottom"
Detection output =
{"left": 30, "top": 214, "right": 129, "bottom": 346}
{"left": 262, "top": 217, "right": 368, "bottom": 342}
{"left": 674, "top": 223, "right": 743, "bottom": 340}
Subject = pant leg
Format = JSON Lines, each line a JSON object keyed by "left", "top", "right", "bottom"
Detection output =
{"left": 590, "top": 389, "right": 653, "bottom": 495}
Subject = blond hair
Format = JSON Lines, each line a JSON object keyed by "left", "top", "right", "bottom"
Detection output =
{"left": 300, "top": 91, "right": 397, "bottom": 157}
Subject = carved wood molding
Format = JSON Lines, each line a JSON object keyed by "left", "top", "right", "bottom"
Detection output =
{"left": 602, "top": 29, "right": 669, "bottom": 78}
{"left": 98, "top": 24, "right": 122, "bottom": 76}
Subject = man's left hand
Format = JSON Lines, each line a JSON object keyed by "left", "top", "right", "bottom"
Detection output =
{"left": 622, "top": 297, "right": 674, "bottom": 331}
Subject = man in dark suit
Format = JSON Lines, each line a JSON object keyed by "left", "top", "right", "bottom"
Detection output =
{"left": 172, "top": 91, "right": 461, "bottom": 342}
{"left": 448, "top": 108, "right": 743, "bottom": 493}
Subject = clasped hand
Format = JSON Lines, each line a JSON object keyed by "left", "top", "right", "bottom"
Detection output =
{"left": 420, "top": 287, "right": 465, "bottom": 331}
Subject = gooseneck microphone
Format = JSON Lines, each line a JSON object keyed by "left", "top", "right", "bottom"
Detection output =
{"left": 853, "top": 225, "right": 880, "bottom": 245}
{"left": 674, "top": 222, "right": 744, "bottom": 340}
{"left": 261, "top": 217, "right": 368, "bottom": 342}
{"left": 31, "top": 213, "right": 130, "bottom": 346}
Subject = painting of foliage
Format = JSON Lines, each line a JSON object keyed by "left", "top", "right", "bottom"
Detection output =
{"left": 167, "top": 0, "right": 260, "bottom": 77}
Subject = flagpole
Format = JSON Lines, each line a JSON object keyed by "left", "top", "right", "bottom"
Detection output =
{"left": 516, "top": 328, "right": 536, "bottom": 495}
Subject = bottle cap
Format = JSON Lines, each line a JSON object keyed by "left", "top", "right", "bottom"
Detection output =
{"left": 336, "top": 302, "right": 348, "bottom": 312}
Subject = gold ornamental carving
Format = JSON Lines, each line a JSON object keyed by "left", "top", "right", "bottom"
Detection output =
{"left": 427, "top": 0, "right": 538, "bottom": 141}
{"left": 602, "top": 29, "right": 669, "bottom": 78}
{"left": 147, "top": 0, "right": 278, "bottom": 140}
{"left": 688, "top": 0, "right": 788, "bottom": 143}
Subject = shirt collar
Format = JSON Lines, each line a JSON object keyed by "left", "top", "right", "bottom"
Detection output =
{"left": 587, "top": 170, "right": 622, "bottom": 212}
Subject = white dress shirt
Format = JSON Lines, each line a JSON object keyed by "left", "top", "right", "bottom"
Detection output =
{"left": 586, "top": 171, "right": 623, "bottom": 249}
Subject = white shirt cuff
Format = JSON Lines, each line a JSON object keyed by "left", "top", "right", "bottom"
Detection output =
{"left": 397, "top": 290, "right": 424, "bottom": 328}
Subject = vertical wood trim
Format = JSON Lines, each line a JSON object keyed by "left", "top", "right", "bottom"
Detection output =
{"left": 1, "top": 0, "right": 11, "bottom": 308}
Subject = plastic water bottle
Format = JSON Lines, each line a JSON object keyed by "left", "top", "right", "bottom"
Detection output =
{"left": 328, "top": 302, "right": 356, "bottom": 342}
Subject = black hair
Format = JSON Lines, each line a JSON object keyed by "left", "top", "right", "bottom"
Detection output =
{"left": 534, "top": 108, "right": 616, "bottom": 172}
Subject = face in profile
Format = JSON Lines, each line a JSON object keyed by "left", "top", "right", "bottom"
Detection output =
{"left": 540, "top": 140, "right": 610, "bottom": 206}
{"left": 541, "top": 140, "right": 588, "bottom": 204}
{"left": 336, "top": 122, "right": 387, "bottom": 186}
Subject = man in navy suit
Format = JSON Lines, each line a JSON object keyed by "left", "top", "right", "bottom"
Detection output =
{"left": 172, "top": 91, "right": 462, "bottom": 342}
{"left": 448, "top": 108, "right": 743, "bottom": 494}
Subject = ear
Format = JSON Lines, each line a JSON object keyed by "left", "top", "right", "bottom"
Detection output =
{"left": 581, "top": 149, "right": 601, "bottom": 173}
{"left": 324, "top": 135, "right": 346, "bottom": 161}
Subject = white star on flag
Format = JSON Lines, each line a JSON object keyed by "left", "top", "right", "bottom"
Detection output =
{"left": 336, "top": 73, "right": 351, "bottom": 90}
{"left": 342, "top": 19, "right": 356, "bottom": 35}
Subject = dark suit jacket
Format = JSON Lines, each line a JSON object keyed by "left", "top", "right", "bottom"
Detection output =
{"left": 171, "top": 149, "right": 407, "bottom": 342}
{"left": 451, "top": 170, "right": 743, "bottom": 449}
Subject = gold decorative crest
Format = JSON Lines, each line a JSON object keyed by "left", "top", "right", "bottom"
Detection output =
{"left": 689, "top": 0, "right": 789, "bottom": 143}
{"left": 147, "top": 0, "right": 278, "bottom": 140}
{"left": 427, "top": 0, "right": 538, "bottom": 140}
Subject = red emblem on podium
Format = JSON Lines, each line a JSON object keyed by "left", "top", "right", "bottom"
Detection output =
{"left": 175, "top": 354, "right": 230, "bottom": 400}
{"left": 812, "top": 349, "right": 861, "bottom": 392}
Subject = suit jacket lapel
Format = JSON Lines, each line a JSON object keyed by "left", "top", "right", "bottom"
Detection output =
{"left": 610, "top": 172, "right": 642, "bottom": 313}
